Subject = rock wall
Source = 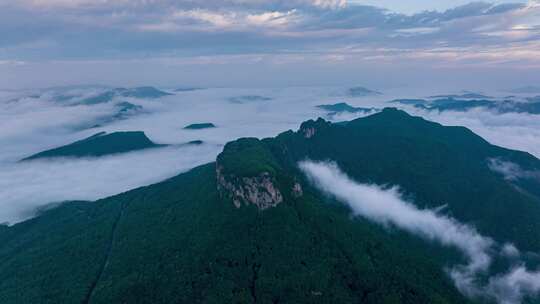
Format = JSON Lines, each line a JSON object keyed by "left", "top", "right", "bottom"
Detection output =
{"left": 216, "top": 165, "right": 283, "bottom": 210}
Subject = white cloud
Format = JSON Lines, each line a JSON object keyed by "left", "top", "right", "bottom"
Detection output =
{"left": 409, "top": 107, "right": 540, "bottom": 158}
{"left": 0, "top": 145, "right": 217, "bottom": 224}
{"left": 299, "top": 160, "right": 540, "bottom": 304}
{"left": 310, "top": 0, "right": 346, "bottom": 9}
{"left": 0, "top": 86, "right": 334, "bottom": 224}
{"left": 173, "top": 9, "right": 235, "bottom": 28}
{"left": 488, "top": 158, "right": 540, "bottom": 181}
{"left": 299, "top": 160, "right": 493, "bottom": 297}
{"left": 488, "top": 266, "right": 540, "bottom": 304}
{"left": 246, "top": 10, "right": 297, "bottom": 27}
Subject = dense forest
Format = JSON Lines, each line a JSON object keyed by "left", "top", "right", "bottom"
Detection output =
{"left": 1, "top": 108, "right": 539, "bottom": 303}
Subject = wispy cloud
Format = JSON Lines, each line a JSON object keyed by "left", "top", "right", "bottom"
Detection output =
{"left": 299, "top": 160, "right": 540, "bottom": 304}
{"left": 488, "top": 158, "right": 540, "bottom": 181}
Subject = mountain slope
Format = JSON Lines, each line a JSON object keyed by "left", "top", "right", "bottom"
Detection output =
{"left": 2, "top": 108, "right": 540, "bottom": 303}
{"left": 270, "top": 108, "right": 540, "bottom": 252}
{"left": 79, "top": 87, "right": 172, "bottom": 105}
{"left": 0, "top": 163, "right": 468, "bottom": 303}
{"left": 22, "top": 131, "right": 164, "bottom": 160}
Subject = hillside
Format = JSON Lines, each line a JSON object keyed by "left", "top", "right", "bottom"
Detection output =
{"left": 2, "top": 108, "right": 540, "bottom": 303}
{"left": 22, "top": 131, "right": 164, "bottom": 160}
{"left": 183, "top": 123, "right": 216, "bottom": 130}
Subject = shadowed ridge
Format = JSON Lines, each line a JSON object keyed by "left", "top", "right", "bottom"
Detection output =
{"left": 21, "top": 131, "right": 165, "bottom": 161}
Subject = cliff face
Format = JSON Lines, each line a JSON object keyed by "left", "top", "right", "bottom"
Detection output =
{"left": 215, "top": 137, "right": 302, "bottom": 210}
{"left": 298, "top": 117, "right": 331, "bottom": 139}
{"left": 216, "top": 165, "right": 283, "bottom": 210}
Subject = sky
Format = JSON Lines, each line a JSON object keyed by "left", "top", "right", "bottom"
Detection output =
{"left": 1, "top": 0, "right": 539, "bottom": 89}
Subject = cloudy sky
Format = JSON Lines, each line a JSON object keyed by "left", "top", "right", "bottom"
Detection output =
{"left": 1, "top": 0, "right": 539, "bottom": 89}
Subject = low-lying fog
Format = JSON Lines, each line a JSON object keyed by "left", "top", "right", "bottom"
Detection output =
{"left": 1, "top": 85, "right": 539, "bottom": 224}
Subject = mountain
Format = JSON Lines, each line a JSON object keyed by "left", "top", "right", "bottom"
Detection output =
{"left": 508, "top": 86, "right": 540, "bottom": 94}
{"left": 183, "top": 123, "right": 216, "bottom": 130}
{"left": 316, "top": 102, "right": 376, "bottom": 115}
{"left": 175, "top": 87, "right": 204, "bottom": 92}
{"left": 428, "top": 92, "right": 492, "bottom": 99}
{"left": 228, "top": 95, "right": 272, "bottom": 104}
{"left": 76, "top": 102, "right": 146, "bottom": 130}
{"left": 118, "top": 87, "right": 172, "bottom": 99}
{"left": 392, "top": 97, "right": 540, "bottom": 114}
{"left": 78, "top": 87, "right": 172, "bottom": 105}
{"left": 21, "top": 131, "right": 164, "bottom": 161}
{"left": 3, "top": 109, "right": 540, "bottom": 303}
{"left": 111, "top": 102, "right": 144, "bottom": 121}
{"left": 347, "top": 86, "right": 382, "bottom": 97}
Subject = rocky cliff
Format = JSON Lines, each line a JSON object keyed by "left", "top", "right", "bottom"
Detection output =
{"left": 215, "top": 137, "right": 302, "bottom": 210}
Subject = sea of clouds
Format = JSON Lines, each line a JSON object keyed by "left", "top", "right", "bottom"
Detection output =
{"left": 1, "top": 84, "right": 539, "bottom": 226}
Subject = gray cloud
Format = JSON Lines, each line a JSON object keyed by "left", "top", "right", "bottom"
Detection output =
{"left": 0, "top": 1, "right": 538, "bottom": 89}
{"left": 0, "top": 1, "right": 535, "bottom": 59}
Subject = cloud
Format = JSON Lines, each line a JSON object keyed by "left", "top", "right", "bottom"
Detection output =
{"left": 172, "top": 9, "right": 235, "bottom": 28}
{"left": 298, "top": 160, "right": 493, "bottom": 297}
{"left": 487, "top": 266, "right": 540, "bottom": 304}
{"left": 1, "top": 83, "right": 539, "bottom": 237}
{"left": 0, "top": 1, "right": 538, "bottom": 89}
{"left": 406, "top": 107, "right": 540, "bottom": 159}
{"left": 299, "top": 160, "right": 540, "bottom": 304}
{"left": 0, "top": 85, "right": 337, "bottom": 224}
{"left": 488, "top": 158, "right": 540, "bottom": 181}
{"left": 0, "top": 1, "right": 535, "bottom": 59}
{"left": 0, "top": 145, "right": 217, "bottom": 224}
{"left": 138, "top": 8, "right": 299, "bottom": 32}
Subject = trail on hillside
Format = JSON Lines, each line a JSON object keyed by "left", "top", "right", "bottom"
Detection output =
{"left": 82, "top": 203, "right": 125, "bottom": 304}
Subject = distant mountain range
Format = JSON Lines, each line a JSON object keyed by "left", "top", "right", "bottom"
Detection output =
{"left": 508, "top": 86, "right": 540, "bottom": 94}
{"left": 3, "top": 108, "right": 539, "bottom": 303}
{"left": 228, "top": 95, "right": 272, "bottom": 104}
{"left": 12, "top": 86, "right": 173, "bottom": 106}
{"left": 316, "top": 102, "right": 377, "bottom": 117}
{"left": 392, "top": 96, "right": 540, "bottom": 114}
{"left": 347, "top": 86, "right": 382, "bottom": 97}
{"left": 183, "top": 123, "right": 216, "bottom": 130}
{"left": 74, "top": 87, "right": 173, "bottom": 105}
{"left": 317, "top": 102, "right": 375, "bottom": 114}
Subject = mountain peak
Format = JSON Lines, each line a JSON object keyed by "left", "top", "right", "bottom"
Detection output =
{"left": 22, "top": 131, "right": 163, "bottom": 161}
{"left": 216, "top": 138, "right": 302, "bottom": 210}
{"left": 380, "top": 107, "right": 410, "bottom": 116}
{"left": 216, "top": 138, "right": 284, "bottom": 209}
{"left": 298, "top": 117, "right": 331, "bottom": 138}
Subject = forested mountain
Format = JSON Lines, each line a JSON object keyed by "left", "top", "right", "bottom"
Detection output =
{"left": 2, "top": 108, "right": 539, "bottom": 303}
{"left": 22, "top": 131, "right": 164, "bottom": 161}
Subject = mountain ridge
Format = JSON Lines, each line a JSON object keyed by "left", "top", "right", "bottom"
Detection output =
{"left": 2, "top": 108, "right": 540, "bottom": 303}
{"left": 21, "top": 131, "right": 165, "bottom": 161}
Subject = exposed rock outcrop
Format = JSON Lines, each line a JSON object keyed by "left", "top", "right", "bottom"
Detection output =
{"left": 302, "top": 127, "right": 316, "bottom": 139}
{"left": 217, "top": 165, "right": 283, "bottom": 210}
{"left": 298, "top": 118, "right": 331, "bottom": 139}
{"left": 292, "top": 182, "right": 303, "bottom": 198}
